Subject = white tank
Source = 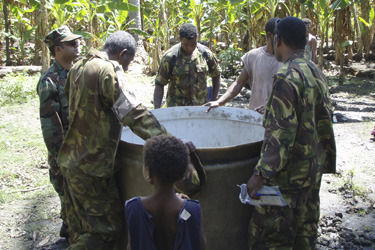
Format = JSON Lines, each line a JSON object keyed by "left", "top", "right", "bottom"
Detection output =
{"left": 121, "top": 106, "right": 264, "bottom": 148}
{"left": 117, "top": 106, "right": 265, "bottom": 250}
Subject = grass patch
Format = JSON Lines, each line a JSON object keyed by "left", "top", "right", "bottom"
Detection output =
{"left": 0, "top": 97, "right": 54, "bottom": 204}
{"left": 0, "top": 72, "right": 40, "bottom": 106}
{"left": 331, "top": 168, "right": 368, "bottom": 197}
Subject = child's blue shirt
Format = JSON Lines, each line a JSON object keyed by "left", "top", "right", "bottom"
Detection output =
{"left": 125, "top": 196, "right": 202, "bottom": 250}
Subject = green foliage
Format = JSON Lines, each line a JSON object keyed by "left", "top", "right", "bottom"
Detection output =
{"left": 0, "top": 72, "right": 40, "bottom": 106}
{"left": 217, "top": 44, "right": 243, "bottom": 78}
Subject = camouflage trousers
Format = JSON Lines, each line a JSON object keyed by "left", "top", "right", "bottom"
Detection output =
{"left": 48, "top": 157, "right": 67, "bottom": 225}
{"left": 248, "top": 176, "right": 322, "bottom": 250}
{"left": 61, "top": 167, "right": 124, "bottom": 250}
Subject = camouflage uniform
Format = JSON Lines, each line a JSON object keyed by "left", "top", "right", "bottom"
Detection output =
{"left": 155, "top": 43, "right": 221, "bottom": 107}
{"left": 37, "top": 60, "right": 69, "bottom": 233}
{"left": 37, "top": 25, "right": 82, "bottom": 239}
{"left": 57, "top": 49, "right": 168, "bottom": 249}
{"left": 249, "top": 53, "right": 336, "bottom": 250}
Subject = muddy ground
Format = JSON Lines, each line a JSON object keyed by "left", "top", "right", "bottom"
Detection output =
{"left": 1, "top": 62, "right": 375, "bottom": 250}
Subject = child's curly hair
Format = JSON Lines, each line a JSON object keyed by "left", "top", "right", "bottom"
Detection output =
{"left": 143, "top": 135, "right": 188, "bottom": 184}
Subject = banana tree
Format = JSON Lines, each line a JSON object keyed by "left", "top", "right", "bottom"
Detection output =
{"left": 186, "top": 0, "right": 206, "bottom": 41}
{"left": 2, "top": 0, "right": 12, "bottom": 65}
{"left": 359, "top": 4, "right": 375, "bottom": 59}
{"left": 349, "top": 0, "right": 363, "bottom": 58}
{"left": 128, "top": 0, "right": 142, "bottom": 44}
{"left": 8, "top": 0, "right": 37, "bottom": 65}
{"left": 312, "top": 0, "right": 334, "bottom": 68}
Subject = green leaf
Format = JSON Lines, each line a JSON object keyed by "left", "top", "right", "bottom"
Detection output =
{"left": 330, "top": 0, "right": 349, "bottom": 10}
{"left": 24, "top": 26, "right": 38, "bottom": 41}
{"left": 341, "top": 40, "right": 353, "bottom": 47}
{"left": 74, "top": 31, "right": 92, "bottom": 39}
{"left": 358, "top": 17, "right": 369, "bottom": 27}
{"left": 128, "top": 28, "right": 150, "bottom": 37}
{"left": 319, "top": 0, "right": 327, "bottom": 10}
{"left": 370, "top": 8, "right": 374, "bottom": 25}
{"left": 230, "top": 0, "right": 245, "bottom": 5}
{"left": 54, "top": 0, "right": 72, "bottom": 4}
{"left": 108, "top": 2, "right": 138, "bottom": 12}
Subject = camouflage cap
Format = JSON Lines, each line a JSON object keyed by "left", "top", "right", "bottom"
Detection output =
{"left": 44, "top": 25, "right": 82, "bottom": 47}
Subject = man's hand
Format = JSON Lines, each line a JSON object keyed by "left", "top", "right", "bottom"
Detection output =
{"left": 182, "top": 140, "right": 196, "bottom": 154}
{"left": 203, "top": 100, "right": 220, "bottom": 112}
{"left": 254, "top": 105, "right": 265, "bottom": 114}
{"left": 246, "top": 174, "right": 264, "bottom": 200}
{"left": 176, "top": 193, "right": 190, "bottom": 199}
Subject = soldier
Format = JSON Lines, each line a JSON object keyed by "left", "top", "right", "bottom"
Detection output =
{"left": 36, "top": 25, "right": 82, "bottom": 239}
{"left": 153, "top": 23, "right": 222, "bottom": 108}
{"left": 205, "top": 18, "right": 283, "bottom": 114}
{"left": 56, "top": 31, "right": 196, "bottom": 249}
{"left": 246, "top": 17, "right": 336, "bottom": 249}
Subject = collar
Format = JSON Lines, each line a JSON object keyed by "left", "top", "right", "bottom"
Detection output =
{"left": 285, "top": 51, "right": 305, "bottom": 63}
{"left": 178, "top": 43, "right": 200, "bottom": 61}
{"left": 53, "top": 60, "right": 66, "bottom": 72}
{"left": 87, "top": 48, "right": 110, "bottom": 61}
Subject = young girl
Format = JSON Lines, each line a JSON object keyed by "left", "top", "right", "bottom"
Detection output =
{"left": 125, "top": 135, "right": 207, "bottom": 250}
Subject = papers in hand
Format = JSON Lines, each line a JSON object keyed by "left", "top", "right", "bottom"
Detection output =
{"left": 238, "top": 184, "right": 287, "bottom": 207}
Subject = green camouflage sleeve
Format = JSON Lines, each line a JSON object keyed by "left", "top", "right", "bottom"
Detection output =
{"left": 207, "top": 50, "right": 222, "bottom": 78}
{"left": 155, "top": 54, "right": 171, "bottom": 86}
{"left": 98, "top": 62, "right": 169, "bottom": 140}
{"left": 121, "top": 104, "right": 169, "bottom": 140}
{"left": 37, "top": 78, "right": 64, "bottom": 159}
{"left": 99, "top": 64, "right": 122, "bottom": 107}
{"left": 254, "top": 77, "right": 299, "bottom": 180}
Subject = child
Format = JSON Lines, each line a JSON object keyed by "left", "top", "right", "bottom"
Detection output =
{"left": 125, "top": 135, "right": 207, "bottom": 250}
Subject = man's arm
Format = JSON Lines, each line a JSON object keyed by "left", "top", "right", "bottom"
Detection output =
{"left": 311, "top": 36, "right": 318, "bottom": 64}
{"left": 153, "top": 83, "right": 164, "bottom": 109}
{"left": 37, "top": 78, "right": 65, "bottom": 159}
{"left": 210, "top": 74, "right": 221, "bottom": 101}
{"left": 121, "top": 104, "right": 168, "bottom": 140}
{"left": 154, "top": 53, "right": 170, "bottom": 109}
{"left": 247, "top": 77, "right": 298, "bottom": 195}
{"left": 204, "top": 68, "right": 249, "bottom": 112}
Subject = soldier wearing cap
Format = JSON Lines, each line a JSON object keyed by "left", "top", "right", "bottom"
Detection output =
{"left": 36, "top": 25, "right": 82, "bottom": 240}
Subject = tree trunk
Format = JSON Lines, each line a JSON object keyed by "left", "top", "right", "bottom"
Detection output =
{"left": 40, "top": 0, "right": 50, "bottom": 72}
{"left": 33, "top": 10, "right": 42, "bottom": 65}
{"left": 350, "top": 2, "right": 363, "bottom": 59}
{"left": 3, "top": 0, "right": 12, "bottom": 66}
{"left": 347, "top": 7, "right": 353, "bottom": 64}
{"left": 334, "top": 9, "right": 345, "bottom": 82}
{"left": 334, "top": 10, "right": 344, "bottom": 65}
{"left": 318, "top": 19, "right": 326, "bottom": 69}
{"left": 300, "top": 3, "right": 306, "bottom": 18}
{"left": 360, "top": 0, "right": 370, "bottom": 56}
{"left": 129, "top": 0, "right": 148, "bottom": 59}
{"left": 247, "top": 0, "right": 253, "bottom": 50}
{"left": 128, "top": 0, "right": 142, "bottom": 44}
{"left": 365, "top": 5, "right": 375, "bottom": 59}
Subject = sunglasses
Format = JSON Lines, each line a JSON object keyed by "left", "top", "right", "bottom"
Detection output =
{"left": 60, "top": 40, "right": 80, "bottom": 47}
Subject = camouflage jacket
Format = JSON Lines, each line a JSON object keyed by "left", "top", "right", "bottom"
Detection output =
{"left": 254, "top": 53, "right": 336, "bottom": 191}
{"left": 37, "top": 60, "right": 69, "bottom": 166}
{"left": 57, "top": 49, "right": 168, "bottom": 178}
{"left": 155, "top": 43, "right": 221, "bottom": 107}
